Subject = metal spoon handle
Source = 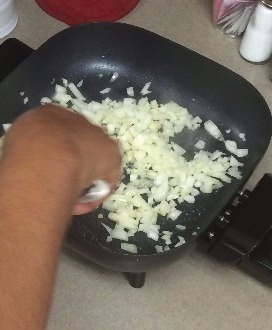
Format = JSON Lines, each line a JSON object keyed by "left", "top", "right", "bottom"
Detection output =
{"left": 78, "top": 180, "right": 110, "bottom": 203}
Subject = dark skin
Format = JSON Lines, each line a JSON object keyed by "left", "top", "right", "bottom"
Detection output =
{"left": 0, "top": 105, "right": 121, "bottom": 329}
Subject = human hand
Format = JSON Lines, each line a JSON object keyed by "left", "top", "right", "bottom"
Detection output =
{"left": 2, "top": 105, "right": 121, "bottom": 215}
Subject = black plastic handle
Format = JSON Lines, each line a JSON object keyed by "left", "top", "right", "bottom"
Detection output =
{"left": 0, "top": 38, "right": 34, "bottom": 81}
{"left": 199, "top": 174, "right": 272, "bottom": 279}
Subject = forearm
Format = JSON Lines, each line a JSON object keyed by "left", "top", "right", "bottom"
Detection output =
{"left": 0, "top": 105, "right": 120, "bottom": 329}
{"left": 0, "top": 149, "right": 81, "bottom": 329}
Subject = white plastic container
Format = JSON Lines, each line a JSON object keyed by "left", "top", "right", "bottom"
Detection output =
{"left": 239, "top": 0, "right": 272, "bottom": 63}
{"left": 0, "top": 0, "right": 18, "bottom": 39}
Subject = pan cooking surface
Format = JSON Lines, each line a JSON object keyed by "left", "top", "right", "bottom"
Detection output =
{"left": 0, "top": 23, "right": 271, "bottom": 256}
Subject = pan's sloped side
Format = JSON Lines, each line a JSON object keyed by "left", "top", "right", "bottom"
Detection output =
{"left": 0, "top": 23, "right": 270, "bottom": 264}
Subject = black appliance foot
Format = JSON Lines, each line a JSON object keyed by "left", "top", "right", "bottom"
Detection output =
{"left": 126, "top": 272, "right": 146, "bottom": 288}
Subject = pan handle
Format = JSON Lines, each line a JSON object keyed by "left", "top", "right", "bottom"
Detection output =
{"left": 0, "top": 38, "right": 34, "bottom": 82}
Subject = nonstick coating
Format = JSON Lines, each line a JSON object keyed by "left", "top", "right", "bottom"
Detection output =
{"left": 0, "top": 23, "right": 271, "bottom": 263}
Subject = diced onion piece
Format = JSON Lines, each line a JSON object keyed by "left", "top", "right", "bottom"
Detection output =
{"left": 183, "top": 195, "right": 195, "bottom": 203}
{"left": 227, "top": 167, "right": 242, "bottom": 179}
{"left": 178, "top": 236, "right": 186, "bottom": 244}
{"left": 67, "top": 82, "right": 86, "bottom": 101}
{"left": 226, "top": 129, "right": 231, "bottom": 134}
{"left": 236, "top": 149, "right": 248, "bottom": 158}
{"left": 19, "top": 92, "right": 25, "bottom": 96}
{"left": 111, "top": 225, "right": 129, "bottom": 241}
{"left": 56, "top": 84, "right": 66, "bottom": 93}
{"left": 225, "top": 140, "right": 238, "bottom": 155}
{"left": 229, "top": 155, "right": 243, "bottom": 167}
{"left": 62, "top": 78, "right": 68, "bottom": 86}
{"left": 239, "top": 133, "right": 246, "bottom": 141}
{"left": 176, "top": 225, "right": 186, "bottom": 230}
{"left": 53, "top": 93, "right": 71, "bottom": 104}
{"left": 140, "top": 82, "right": 152, "bottom": 95}
{"left": 3, "top": 123, "right": 11, "bottom": 132}
{"left": 77, "top": 80, "right": 83, "bottom": 88}
{"left": 162, "top": 233, "right": 172, "bottom": 245}
{"left": 101, "top": 223, "right": 112, "bottom": 234}
{"left": 41, "top": 97, "right": 52, "bottom": 104}
{"left": 194, "top": 140, "right": 205, "bottom": 149}
{"left": 225, "top": 140, "right": 248, "bottom": 157}
{"left": 171, "top": 142, "right": 186, "bottom": 155}
{"left": 155, "top": 245, "right": 163, "bottom": 253}
{"left": 168, "top": 209, "right": 182, "bottom": 220}
{"left": 100, "top": 88, "right": 111, "bottom": 94}
{"left": 127, "top": 87, "right": 134, "bottom": 97}
{"left": 23, "top": 97, "right": 29, "bottom": 104}
{"left": 204, "top": 120, "right": 222, "bottom": 140}
{"left": 121, "top": 243, "right": 138, "bottom": 253}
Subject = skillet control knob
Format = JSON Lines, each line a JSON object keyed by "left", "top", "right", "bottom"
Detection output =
{"left": 207, "top": 231, "right": 215, "bottom": 240}
{"left": 237, "top": 189, "right": 251, "bottom": 204}
{"left": 217, "top": 215, "right": 230, "bottom": 229}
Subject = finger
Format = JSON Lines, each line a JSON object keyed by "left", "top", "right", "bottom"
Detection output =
{"left": 72, "top": 202, "right": 96, "bottom": 215}
{"left": 72, "top": 178, "right": 120, "bottom": 216}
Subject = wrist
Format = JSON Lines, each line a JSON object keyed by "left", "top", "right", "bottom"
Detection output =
{"left": 0, "top": 145, "right": 84, "bottom": 223}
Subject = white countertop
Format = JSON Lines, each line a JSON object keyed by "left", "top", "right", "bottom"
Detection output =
{"left": 3, "top": 1, "right": 272, "bottom": 329}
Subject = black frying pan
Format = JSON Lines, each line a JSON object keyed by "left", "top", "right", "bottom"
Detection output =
{"left": 0, "top": 23, "right": 271, "bottom": 272}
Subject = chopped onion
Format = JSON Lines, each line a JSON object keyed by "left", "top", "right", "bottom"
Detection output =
{"left": 121, "top": 243, "right": 138, "bottom": 253}
{"left": 226, "top": 129, "right": 231, "bottom": 134}
{"left": 77, "top": 80, "right": 83, "bottom": 88}
{"left": 176, "top": 224, "right": 186, "bottom": 230}
{"left": 41, "top": 97, "right": 52, "bottom": 104}
{"left": 140, "top": 82, "right": 152, "bottom": 95}
{"left": 239, "top": 133, "right": 246, "bottom": 141}
{"left": 171, "top": 142, "right": 186, "bottom": 155}
{"left": 229, "top": 155, "right": 243, "bottom": 167}
{"left": 168, "top": 209, "right": 182, "bottom": 220}
{"left": 101, "top": 223, "right": 112, "bottom": 234}
{"left": 23, "top": 97, "right": 29, "bottom": 104}
{"left": 155, "top": 245, "right": 163, "bottom": 253}
{"left": 67, "top": 82, "right": 86, "bottom": 101}
{"left": 100, "top": 88, "right": 111, "bottom": 94}
{"left": 178, "top": 236, "right": 186, "bottom": 243}
{"left": 127, "top": 87, "right": 134, "bottom": 97}
{"left": 236, "top": 149, "right": 248, "bottom": 158}
{"left": 204, "top": 120, "right": 222, "bottom": 140}
{"left": 225, "top": 140, "right": 248, "bottom": 157}
{"left": 39, "top": 79, "right": 248, "bottom": 253}
{"left": 194, "top": 140, "right": 205, "bottom": 149}
{"left": 3, "top": 123, "right": 11, "bottom": 132}
{"left": 111, "top": 225, "right": 129, "bottom": 241}
{"left": 225, "top": 140, "right": 238, "bottom": 154}
{"left": 62, "top": 78, "right": 68, "bottom": 86}
{"left": 19, "top": 92, "right": 25, "bottom": 96}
